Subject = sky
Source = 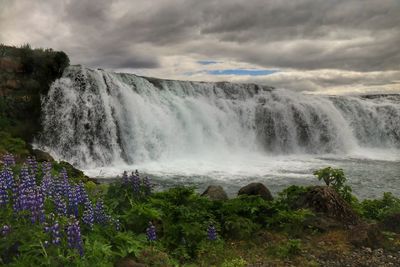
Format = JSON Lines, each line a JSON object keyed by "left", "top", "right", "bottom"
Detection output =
{"left": 0, "top": 0, "right": 399, "bottom": 95}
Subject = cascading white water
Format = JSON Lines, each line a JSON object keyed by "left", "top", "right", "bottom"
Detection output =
{"left": 38, "top": 65, "right": 400, "bottom": 171}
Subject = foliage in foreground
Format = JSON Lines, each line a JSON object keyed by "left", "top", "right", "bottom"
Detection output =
{"left": 1, "top": 155, "right": 400, "bottom": 266}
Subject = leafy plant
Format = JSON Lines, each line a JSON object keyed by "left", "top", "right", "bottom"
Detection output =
{"left": 150, "top": 187, "right": 215, "bottom": 258}
{"left": 266, "top": 209, "right": 314, "bottom": 235}
{"left": 360, "top": 192, "right": 400, "bottom": 221}
{"left": 276, "top": 185, "right": 309, "bottom": 209}
{"left": 314, "top": 167, "right": 353, "bottom": 203}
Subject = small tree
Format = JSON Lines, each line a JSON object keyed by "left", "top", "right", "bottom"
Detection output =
{"left": 314, "top": 167, "right": 353, "bottom": 203}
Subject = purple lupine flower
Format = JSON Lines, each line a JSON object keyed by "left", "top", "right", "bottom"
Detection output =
{"left": 207, "top": 225, "right": 217, "bottom": 241}
{"left": 1, "top": 167, "right": 14, "bottom": 190}
{"left": 53, "top": 192, "right": 67, "bottom": 216}
{"left": 146, "top": 222, "right": 157, "bottom": 241}
{"left": 12, "top": 183, "right": 22, "bottom": 212}
{"left": 82, "top": 199, "right": 94, "bottom": 228}
{"left": 51, "top": 221, "right": 61, "bottom": 245}
{"left": 56, "top": 168, "right": 70, "bottom": 198}
{"left": 130, "top": 172, "right": 140, "bottom": 194}
{"left": 29, "top": 187, "right": 45, "bottom": 223}
{"left": 41, "top": 162, "right": 52, "bottom": 176}
{"left": 77, "top": 183, "right": 89, "bottom": 204}
{"left": 0, "top": 186, "right": 8, "bottom": 206}
{"left": 2, "top": 153, "right": 15, "bottom": 167}
{"left": 122, "top": 171, "right": 129, "bottom": 185}
{"left": 20, "top": 165, "right": 36, "bottom": 189}
{"left": 19, "top": 186, "right": 45, "bottom": 224}
{"left": 142, "top": 176, "right": 152, "bottom": 195}
{"left": 1, "top": 225, "right": 11, "bottom": 236}
{"left": 66, "top": 217, "right": 84, "bottom": 256}
{"left": 41, "top": 173, "right": 54, "bottom": 197}
{"left": 67, "top": 185, "right": 79, "bottom": 217}
{"left": 12, "top": 166, "right": 38, "bottom": 213}
{"left": 13, "top": 179, "right": 31, "bottom": 212}
{"left": 0, "top": 169, "right": 10, "bottom": 206}
{"left": 26, "top": 156, "right": 38, "bottom": 176}
{"left": 94, "top": 200, "right": 109, "bottom": 224}
{"left": 44, "top": 219, "right": 61, "bottom": 246}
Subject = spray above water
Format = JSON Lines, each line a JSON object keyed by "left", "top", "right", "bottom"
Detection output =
{"left": 38, "top": 66, "right": 400, "bottom": 172}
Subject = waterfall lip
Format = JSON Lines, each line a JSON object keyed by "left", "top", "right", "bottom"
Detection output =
{"left": 37, "top": 65, "right": 400, "bottom": 170}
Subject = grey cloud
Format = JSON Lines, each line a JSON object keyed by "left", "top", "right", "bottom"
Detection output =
{"left": 1, "top": 0, "right": 399, "bottom": 90}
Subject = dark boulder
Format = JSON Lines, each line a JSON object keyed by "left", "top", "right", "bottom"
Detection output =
{"left": 379, "top": 213, "right": 400, "bottom": 233}
{"left": 238, "top": 183, "right": 273, "bottom": 201}
{"left": 58, "top": 161, "right": 98, "bottom": 183}
{"left": 201, "top": 185, "right": 228, "bottom": 201}
{"left": 293, "top": 186, "right": 361, "bottom": 227}
{"left": 32, "top": 149, "right": 54, "bottom": 162}
{"left": 348, "top": 223, "right": 386, "bottom": 249}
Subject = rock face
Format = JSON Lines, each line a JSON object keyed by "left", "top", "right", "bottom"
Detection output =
{"left": 238, "top": 183, "right": 273, "bottom": 201}
{"left": 201, "top": 185, "right": 228, "bottom": 201}
{"left": 379, "top": 213, "right": 400, "bottom": 233}
{"left": 0, "top": 44, "right": 69, "bottom": 143}
{"left": 294, "top": 186, "right": 361, "bottom": 226}
{"left": 32, "top": 149, "right": 54, "bottom": 162}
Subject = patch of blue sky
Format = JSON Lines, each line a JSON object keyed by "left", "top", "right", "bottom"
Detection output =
{"left": 207, "top": 69, "right": 278, "bottom": 76}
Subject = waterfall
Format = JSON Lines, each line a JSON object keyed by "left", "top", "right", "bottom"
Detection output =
{"left": 37, "top": 65, "right": 400, "bottom": 168}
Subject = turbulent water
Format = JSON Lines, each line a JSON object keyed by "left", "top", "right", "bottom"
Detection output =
{"left": 37, "top": 65, "right": 400, "bottom": 198}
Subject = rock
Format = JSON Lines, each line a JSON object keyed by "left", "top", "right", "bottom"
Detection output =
{"left": 115, "top": 257, "right": 147, "bottom": 267}
{"left": 31, "top": 149, "right": 54, "bottom": 162}
{"left": 364, "top": 247, "right": 372, "bottom": 253}
{"left": 379, "top": 213, "right": 400, "bottom": 233}
{"left": 237, "top": 183, "right": 273, "bottom": 201}
{"left": 293, "top": 186, "right": 361, "bottom": 226}
{"left": 348, "top": 224, "right": 386, "bottom": 249}
{"left": 58, "top": 161, "right": 97, "bottom": 182}
{"left": 201, "top": 185, "right": 228, "bottom": 201}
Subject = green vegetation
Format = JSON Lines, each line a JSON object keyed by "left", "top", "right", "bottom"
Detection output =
{"left": 313, "top": 166, "right": 353, "bottom": 203}
{"left": 0, "top": 44, "right": 69, "bottom": 143}
{"left": 1, "top": 149, "right": 400, "bottom": 266}
{"left": 0, "top": 131, "right": 29, "bottom": 156}
{"left": 360, "top": 192, "right": 400, "bottom": 221}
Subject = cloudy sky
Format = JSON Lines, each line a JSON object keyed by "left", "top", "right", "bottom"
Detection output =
{"left": 1, "top": 0, "right": 399, "bottom": 94}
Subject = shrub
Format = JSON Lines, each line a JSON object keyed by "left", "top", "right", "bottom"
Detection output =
{"left": 266, "top": 209, "right": 314, "bottom": 235}
{"left": 314, "top": 167, "right": 353, "bottom": 203}
{"left": 276, "top": 185, "right": 309, "bottom": 209}
{"left": 149, "top": 187, "right": 215, "bottom": 258}
{"left": 360, "top": 192, "right": 400, "bottom": 221}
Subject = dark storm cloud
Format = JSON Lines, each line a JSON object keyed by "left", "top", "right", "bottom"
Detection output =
{"left": 0, "top": 0, "right": 399, "bottom": 92}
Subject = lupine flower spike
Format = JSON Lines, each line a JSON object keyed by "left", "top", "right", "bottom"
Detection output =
{"left": 66, "top": 217, "right": 84, "bottom": 256}
{"left": 146, "top": 221, "right": 157, "bottom": 241}
{"left": 207, "top": 225, "right": 217, "bottom": 241}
